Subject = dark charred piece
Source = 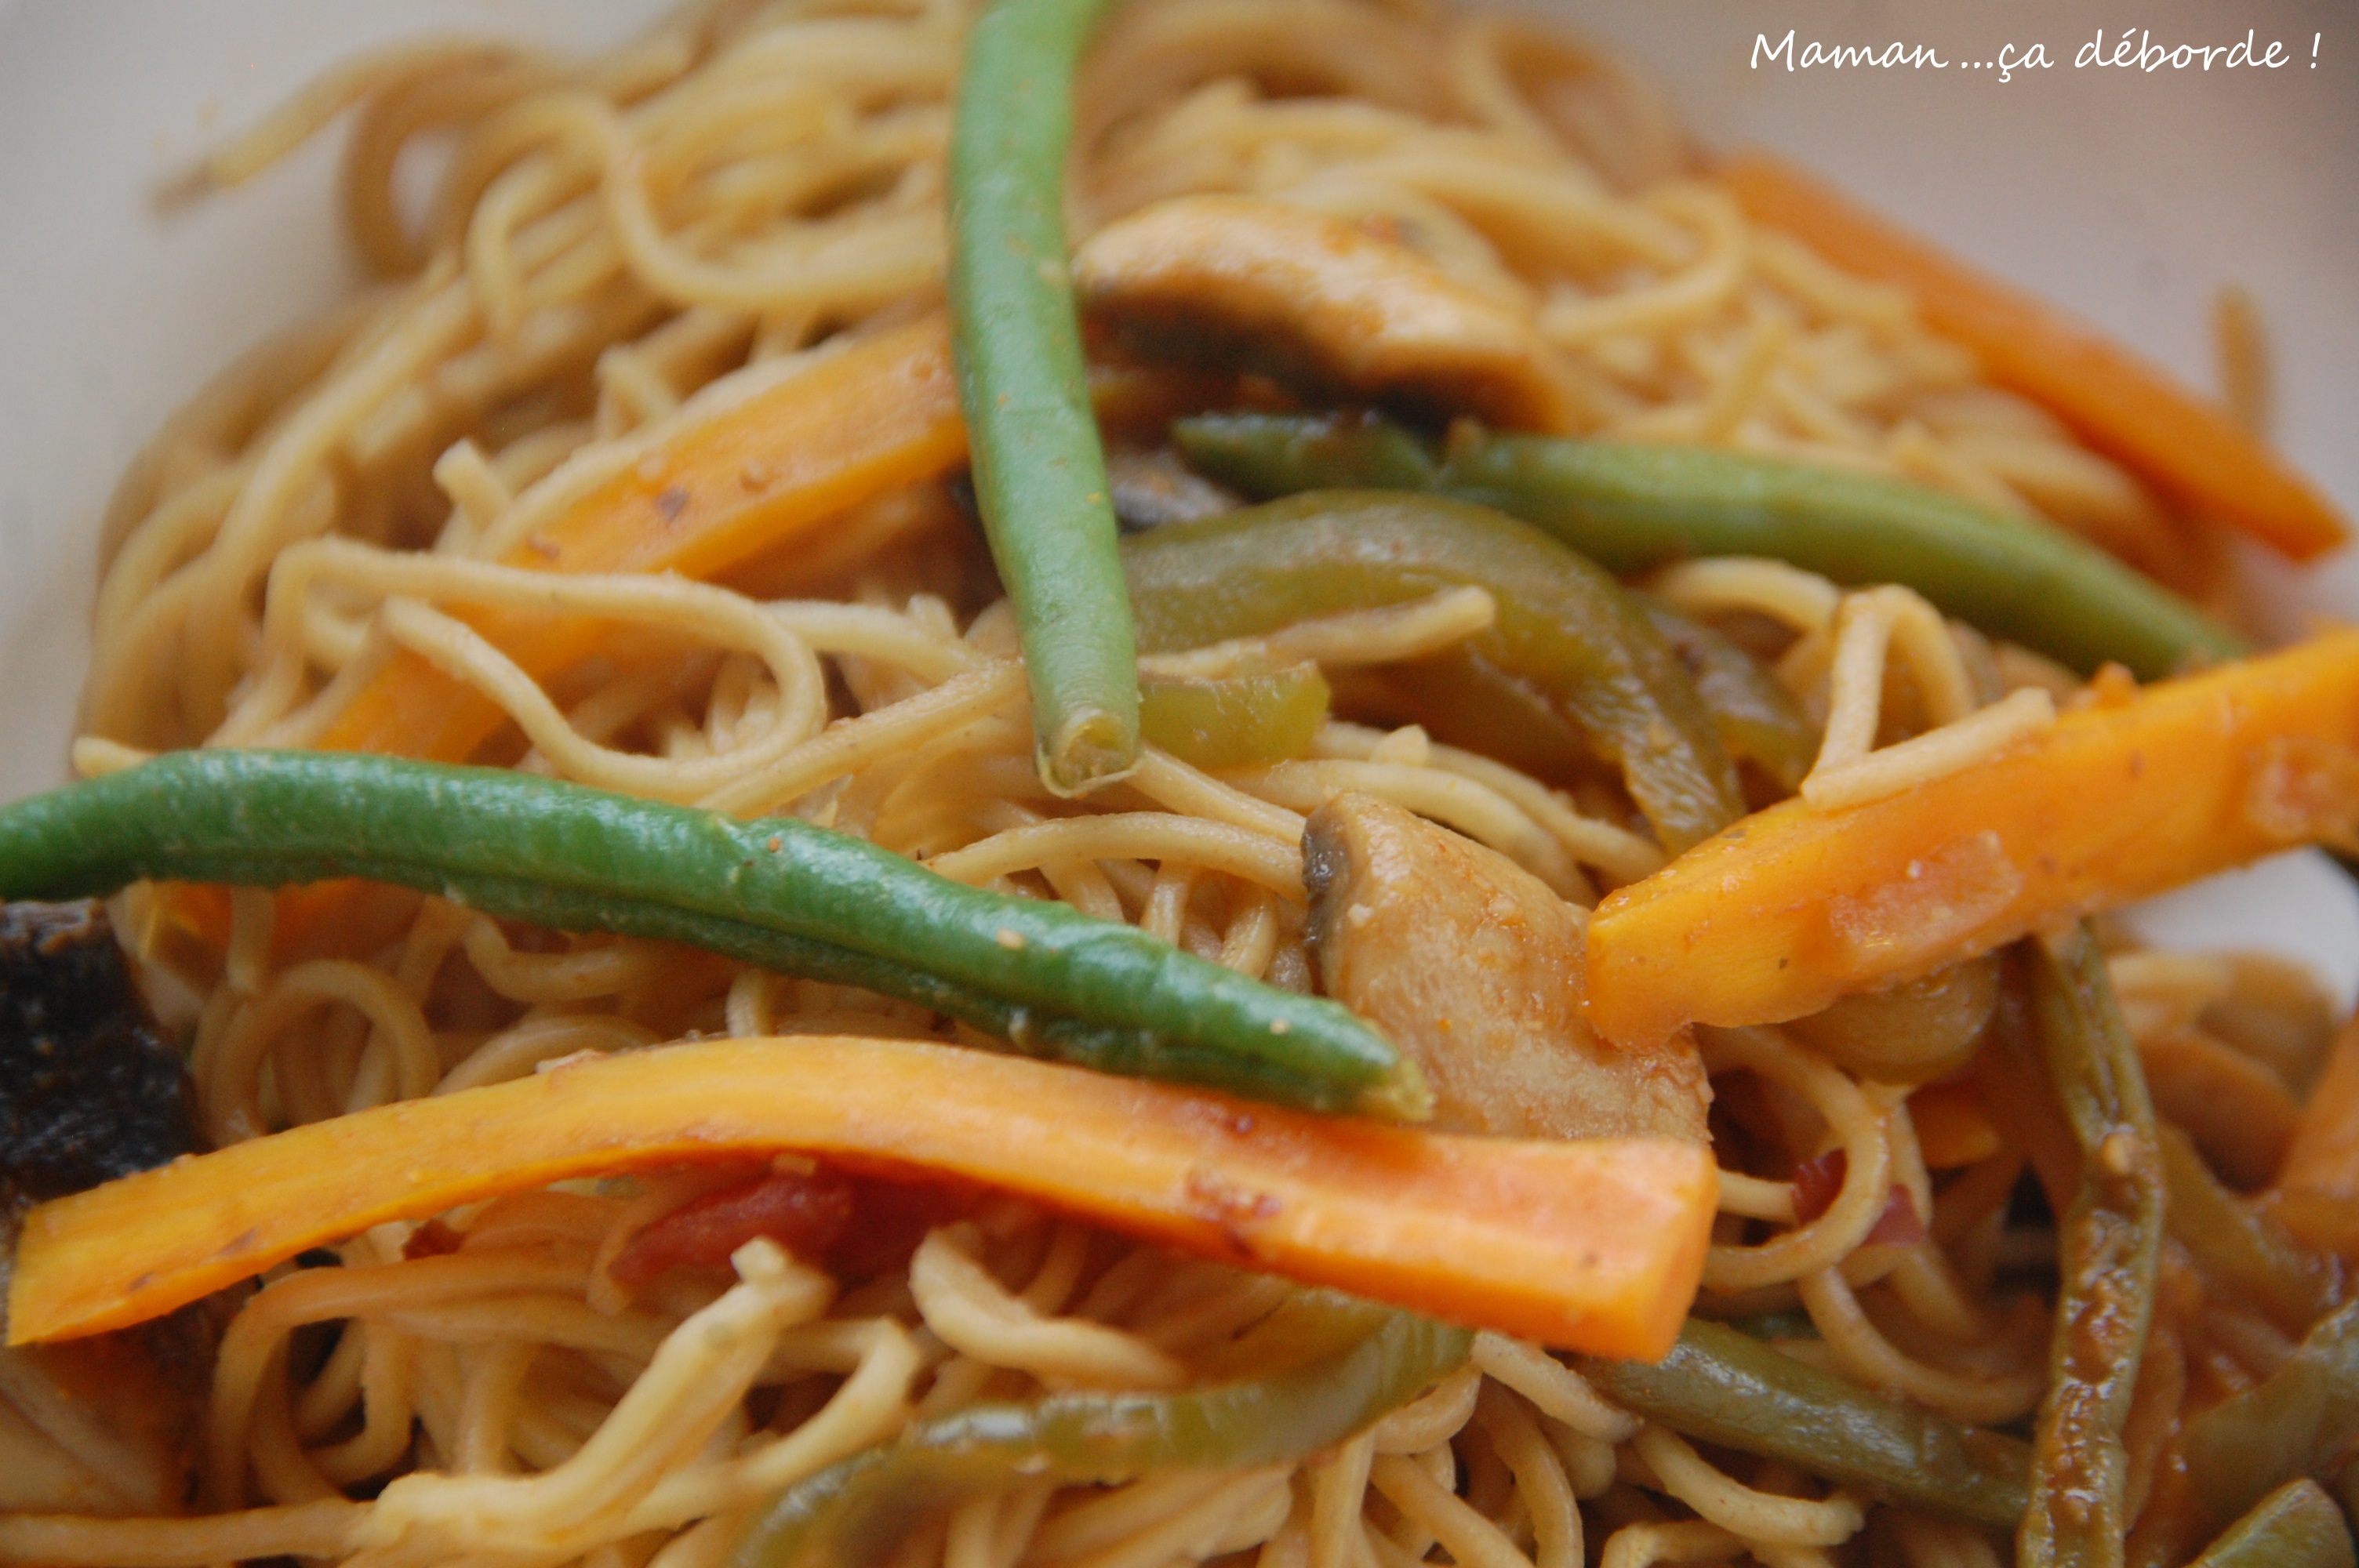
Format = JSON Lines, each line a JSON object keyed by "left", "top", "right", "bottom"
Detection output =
{"left": 0, "top": 898, "right": 208, "bottom": 1515}
{"left": 0, "top": 899, "right": 195, "bottom": 1203}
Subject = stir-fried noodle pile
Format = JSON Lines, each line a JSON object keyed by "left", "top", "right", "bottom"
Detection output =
{"left": 27, "top": 2, "right": 2321, "bottom": 1566}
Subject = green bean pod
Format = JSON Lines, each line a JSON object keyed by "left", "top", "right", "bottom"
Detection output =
{"left": 2188, "top": 1480, "right": 2356, "bottom": 1568}
{"left": 0, "top": 752, "right": 1419, "bottom": 1117}
{"left": 2019, "top": 928, "right": 2165, "bottom": 1568}
{"left": 1575, "top": 1319, "right": 2030, "bottom": 1526}
{"left": 2183, "top": 1299, "right": 2359, "bottom": 1531}
{"left": 731, "top": 1294, "right": 1470, "bottom": 1568}
{"left": 1122, "top": 492, "right": 1746, "bottom": 853}
{"left": 1173, "top": 411, "right": 2248, "bottom": 681}
{"left": 441, "top": 880, "right": 1370, "bottom": 1111}
{"left": 949, "top": 0, "right": 1136, "bottom": 792}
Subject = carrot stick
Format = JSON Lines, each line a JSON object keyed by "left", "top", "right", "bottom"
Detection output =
{"left": 309, "top": 313, "right": 1214, "bottom": 763}
{"left": 2273, "top": 1015, "right": 2359, "bottom": 1255}
{"left": 1584, "top": 631, "right": 2359, "bottom": 1050}
{"left": 1720, "top": 151, "right": 2350, "bottom": 562}
{"left": 6, "top": 1036, "right": 1714, "bottom": 1359}
{"left": 156, "top": 322, "right": 966, "bottom": 957}
{"left": 313, "top": 313, "right": 972, "bottom": 762}
{"left": 162, "top": 322, "right": 1207, "bottom": 957}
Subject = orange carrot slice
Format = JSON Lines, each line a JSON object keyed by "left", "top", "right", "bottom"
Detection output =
{"left": 1585, "top": 631, "right": 2359, "bottom": 1050}
{"left": 7, "top": 1036, "right": 1715, "bottom": 1359}
{"left": 1721, "top": 151, "right": 2349, "bottom": 562}
{"left": 314, "top": 315, "right": 1213, "bottom": 764}
{"left": 314, "top": 313, "right": 972, "bottom": 762}
{"left": 160, "top": 322, "right": 1208, "bottom": 955}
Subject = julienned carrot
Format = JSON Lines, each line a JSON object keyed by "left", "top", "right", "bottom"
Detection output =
{"left": 314, "top": 313, "right": 969, "bottom": 761}
{"left": 139, "top": 318, "right": 972, "bottom": 960}
{"left": 165, "top": 321, "right": 1204, "bottom": 960}
{"left": 6, "top": 1036, "right": 1716, "bottom": 1358}
{"left": 1584, "top": 630, "right": 2359, "bottom": 1051}
{"left": 2274, "top": 1016, "right": 2359, "bottom": 1255}
{"left": 1721, "top": 151, "right": 2349, "bottom": 563}
{"left": 311, "top": 315, "right": 1207, "bottom": 763}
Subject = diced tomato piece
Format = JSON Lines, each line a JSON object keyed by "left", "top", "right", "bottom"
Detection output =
{"left": 607, "top": 1163, "right": 980, "bottom": 1289}
{"left": 609, "top": 1167, "right": 857, "bottom": 1288}
{"left": 403, "top": 1218, "right": 464, "bottom": 1260}
{"left": 1787, "top": 1149, "right": 1925, "bottom": 1247}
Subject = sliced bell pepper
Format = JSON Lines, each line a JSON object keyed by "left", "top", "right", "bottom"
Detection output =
{"left": 734, "top": 1293, "right": 1468, "bottom": 1568}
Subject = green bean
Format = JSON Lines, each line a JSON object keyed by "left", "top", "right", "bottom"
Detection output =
{"left": 0, "top": 752, "right": 1420, "bottom": 1118}
{"left": 1173, "top": 410, "right": 2248, "bottom": 680}
{"left": 2183, "top": 1299, "right": 2359, "bottom": 1530}
{"left": 1576, "top": 1319, "right": 2030, "bottom": 1526}
{"left": 950, "top": 0, "right": 1136, "bottom": 793}
{"left": 731, "top": 1294, "right": 1470, "bottom": 1568}
{"left": 1176, "top": 408, "right": 1436, "bottom": 495}
{"left": 2156, "top": 1120, "right": 2342, "bottom": 1338}
{"left": 1123, "top": 492, "right": 1746, "bottom": 852}
{"left": 2019, "top": 928, "right": 2165, "bottom": 1568}
{"left": 2189, "top": 1480, "right": 2356, "bottom": 1568}
{"left": 1638, "top": 597, "right": 1819, "bottom": 793}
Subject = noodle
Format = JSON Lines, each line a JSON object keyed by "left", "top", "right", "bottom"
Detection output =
{"left": 10, "top": 0, "right": 2328, "bottom": 1563}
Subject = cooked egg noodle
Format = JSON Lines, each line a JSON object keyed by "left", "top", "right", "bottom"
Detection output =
{"left": 38, "top": 0, "right": 2321, "bottom": 1563}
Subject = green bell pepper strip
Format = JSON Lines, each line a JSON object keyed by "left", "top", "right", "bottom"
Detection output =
{"left": 1139, "top": 663, "right": 1331, "bottom": 771}
{"left": 949, "top": 0, "right": 1136, "bottom": 793}
{"left": 1335, "top": 645, "right": 1605, "bottom": 784}
{"left": 1575, "top": 1318, "right": 2030, "bottom": 1526}
{"left": 1637, "top": 596, "right": 1818, "bottom": 793}
{"left": 2188, "top": 1480, "right": 2356, "bottom": 1568}
{"left": 0, "top": 751, "right": 1421, "bottom": 1118}
{"left": 1121, "top": 492, "right": 1746, "bottom": 854}
{"left": 2019, "top": 928, "right": 2165, "bottom": 1568}
{"left": 2156, "top": 1120, "right": 2342, "bottom": 1338}
{"left": 730, "top": 1294, "right": 1471, "bottom": 1568}
{"left": 2183, "top": 1299, "right": 2359, "bottom": 1532}
{"left": 1172, "top": 410, "right": 2248, "bottom": 681}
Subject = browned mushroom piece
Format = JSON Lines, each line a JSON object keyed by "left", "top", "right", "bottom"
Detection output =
{"left": 1074, "top": 193, "right": 1586, "bottom": 433}
{"left": 1304, "top": 793, "right": 1707, "bottom": 1142}
{"left": 0, "top": 900, "right": 209, "bottom": 1514}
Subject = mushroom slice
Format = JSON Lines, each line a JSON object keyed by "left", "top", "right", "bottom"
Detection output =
{"left": 1074, "top": 193, "right": 1584, "bottom": 433}
{"left": 1304, "top": 793, "right": 1706, "bottom": 1142}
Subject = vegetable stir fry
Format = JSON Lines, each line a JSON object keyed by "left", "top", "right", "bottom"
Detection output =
{"left": 4, "top": 0, "right": 2355, "bottom": 1564}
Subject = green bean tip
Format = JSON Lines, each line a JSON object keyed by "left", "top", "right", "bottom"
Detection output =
{"left": 1039, "top": 704, "right": 1143, "bottom": 796}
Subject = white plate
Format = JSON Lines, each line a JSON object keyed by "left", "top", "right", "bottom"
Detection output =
{"left": 2, "top": 0, "right": 2353, "bottom": 993}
